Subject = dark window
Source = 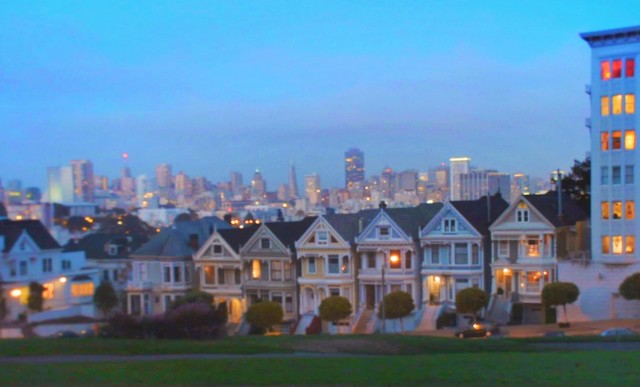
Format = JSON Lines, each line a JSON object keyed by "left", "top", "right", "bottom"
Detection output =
{"left": 454, "top": 243, "right": 468, "bottom": 265}
{"left": 328, "top": 255, "right": 340, "bottom": 274}
{"left": 260, "top": 238, "right": 271, "bottom": 249}
{"left": 212, "top": 244, "right": 222, "bottom": 254}
{"left": 405, "top": 251, "right": 412, "bottom": 269}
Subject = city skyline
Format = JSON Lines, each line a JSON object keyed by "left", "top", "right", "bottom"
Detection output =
{"left": 3, "top": 2, "right": 640, "bottom": 188}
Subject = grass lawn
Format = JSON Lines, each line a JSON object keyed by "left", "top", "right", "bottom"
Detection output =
{"left": 0, "top": 351, "right": 638, "bottom": 385}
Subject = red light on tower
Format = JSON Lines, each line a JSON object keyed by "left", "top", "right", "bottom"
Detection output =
{"left": 122, "top": 153, "right": 129, "bottom": 159}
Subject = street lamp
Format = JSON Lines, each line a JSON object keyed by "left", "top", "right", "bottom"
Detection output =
{"left": 381, "top": 251, "right": 400, "bottom": 333}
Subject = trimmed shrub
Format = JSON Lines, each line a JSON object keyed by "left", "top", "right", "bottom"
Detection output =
{"left": 246, "top": 301, "right": 283, "bottom": 333}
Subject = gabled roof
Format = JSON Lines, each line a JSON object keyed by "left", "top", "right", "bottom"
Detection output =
{"left": 325, "top": 212, "right": 378, "bottom": 244}
{"left": 450, "top": 194, "right": 509, "bottom": 235}
{"left": 524, "top": 191, "right": 588, "bottom": 227}
{"left": 383, "top": 203, "right": 444, "bottom": 239}
{"left": 131, "top": 216, "right": 231, "bottom": 258}
{"left": 217, "top": 226, "right": 259, "bottom": 254}
{"left": 0, "top": 219, "right": 60, "bottom": 253}
{"left": 63, "top": 233, "right": 148, "bottom": 260}
{"left": 265, "top": 217, "right": 317, "bottom": 250}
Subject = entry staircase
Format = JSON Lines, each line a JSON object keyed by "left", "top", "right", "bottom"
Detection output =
{"left": 486, "top": 295, "right": 510, "bottom": 324}
{"left": 294, "top": 313, "right": 316, "bottom": 335}
{"left": 416, "top": 304, "right": 440, "bottom": 331}
{"left": 352, "top": 309, "right": 375, "bottom": 334}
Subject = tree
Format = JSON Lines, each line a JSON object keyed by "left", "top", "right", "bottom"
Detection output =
{"left": 559, "top": 156, "right": 590, "bottom": 215}
{"left": 319, "top": 296, "right": 352, "bottom": 334}
{"left": 542, "top": 282, "right": 580, "bottom": 325}
{"left": 246, "top": 301, "right": 283, "bottom": 333}
{"left": 93, "top": 281, "right": 119, "bottom": 316}
{"left": 27, "top": 282, "right": 45, "bottom": 313}
{"left": 378, "top": 291, "right": 415, "bottom": 332}
{"left": 619, "top": 273, "right": 640, "bottom": 301}
{"left": 455, "top": 287, "right": 489, "bottom": 322}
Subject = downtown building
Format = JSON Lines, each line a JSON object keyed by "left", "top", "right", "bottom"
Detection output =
{"left": 562, "top": 26, "right": 640, "bottom": 321}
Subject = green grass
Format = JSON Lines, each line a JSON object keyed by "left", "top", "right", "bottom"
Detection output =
{"left": 0, "top": 352, "right": 638, "bottom": 386}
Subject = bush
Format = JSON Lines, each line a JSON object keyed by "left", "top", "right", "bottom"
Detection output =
{"left": 378, "top": 291, "right": 415, "bottom": 332}
{"left": 619, "top": 273, "right": 640, "bottom": 300}
{"left": 319, "top": 296, "right": 352, "bottom": 323}
{"left": 246, "top": 302, "right": 283, "bottom": 333}
{"left": 455, "top": 288, "right": 489, "bottom": 321}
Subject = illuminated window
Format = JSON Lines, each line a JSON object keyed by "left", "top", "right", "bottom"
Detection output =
{"left": 602, "top": 236, "right": 610, "bottom": 254}
{"left": 625, "top": 166, "right": 634, "bottom": 184}
{"left": 613, "top": 201, "right": 622, "bottom": 219}
{"left": 612, "top": 131, "right": 622, "bottom": 149}
{"left": 601, "top": 132, "right": 609, "bottom": 151}
{"left": 627, "top": 201, "right": 635, "bottom": 219}
{"left": 601, "top": 167, "right": 609, "bottom": 184}
{"left": 613, "top": 59, "right": 622, "bottom": 78}
{"left": 390, "top": 250, "right": 402, "bottom": 268}
{"left": 251, "top": 259, "right": 261, "bottom": 279}
{"left": 601, "top": 202, "right": 610, "bottom": 220}
{"left": 42, "top": 283, "right": 54, "bottom": 300}
{"left": 525, "top": 238, "right": 540, "bottom": 257}
{"left": 626, "top": 59, "right": 635, "bottom": 78}
{"left": 71, "top": 282, "right": 94, "bottom": 297}
{"left": 613, "top": 236, "right": 623, "bottom": 254}
{"left": 601, "top": 96, "right": 610, "bottom": 116}
{"left": 626, "top": 236, "right": 635, "bottom": 254}
{"left": 626, "top": 94, "right": 635, "bottom": 114}
{"left": 626, "top": 130, "right": 636, "bottom": 150}
{"left": 613, "top": 94, "right": 623, "bottom": 115}
{"left": 203, "top": 266, "right": 215, "bottom": 284}
{"left": 612, "top": 166, "right": 621, "bottom": 184}
{"left": 601, "top": 61, "right": 611, "bottom": 80}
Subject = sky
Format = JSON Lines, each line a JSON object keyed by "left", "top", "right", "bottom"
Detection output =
{"left": 2, "top": 1, "right": 640, "bottom": 190}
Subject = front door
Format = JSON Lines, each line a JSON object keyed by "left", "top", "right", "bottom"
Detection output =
{"left": 365, "top": 285, "right": 375, "bottom": 309}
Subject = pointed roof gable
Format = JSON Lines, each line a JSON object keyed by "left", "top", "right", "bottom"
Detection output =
{"left": 450, "top": 194, "right": 510, "bottom": 235}
{"left": 0, "top": 219, "right": 60, "bottom": 253}
{"left": 382, "top": 202, "right": 444, "bottom": 239}
{"left": 217, "top": 226, "right": 259, "bottom": 254}
{"left": 265, "top": 217, "right": 317, "bottom": 250}
{"left": 295, "top": 215, "right": 350, "bottom": 248}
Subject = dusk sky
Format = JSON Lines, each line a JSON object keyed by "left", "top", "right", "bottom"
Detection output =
{"left": 2, "top": 1, "right": 640, "bottom": 190}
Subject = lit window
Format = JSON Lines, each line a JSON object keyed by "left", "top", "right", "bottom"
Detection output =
{"left": 42, "top": 283, "right": 54, "bottom": 300}
{"left": 601, "top": 202, "right": 610, "bottom": 220}
{"left": 341, "top": 256, "right": 350, "bottom": 273}
{"left": 601, "top": 132, "right": 609, "bottom": 151}
{"left": 525, "top": 238, "right": 540, "bottom": 257}
{"left": 626, "top": 59, "right": 635, "bottom": 78}
{"left": 625, "top": 166, "right": 634, "bottom": 184}
{"left": 613, "top": 201, "right": 622, "bottom": 219}
{"left": 626, "top": 94, "right": 635, "bottom": 114}
{"left": 601, "top": 60, "right": 611, "bottom": 80}
{"left": 613, "top": 59, "right": 622, "bottom": 78}
{"left": 601, "top": 167, "right": 609, "bottom": 185}
{"left": 627, "top": 201, "right": 635, "bottom": 219}
{"left": 612, "top": 166, "right": 621, "bottom": 184}
{"left": 626, "top": 236, "right": 635, "bottom": 254}
{"left": 203, "top": 266, "right": 215, "bottom": 284}
{"left": 625, "top": 130, "right": 636, "bottom": 150}
{"left": 613, "top": 94, "right": 623, "bottom": 115}
{"left": 251, "top": 260, "right": 261, "bottom": 279}
{"left": 389, "top": 250, "right": 401, "bottom": 269}
{"left": 601, "top": 96, "right": 610, "bottom": 116}
{"left": 612, "top": 131, "right": 622, "bottom": 149}
{"left": 613, "top": 236, "right": 623, "bottom": 254}
{"left": 71, "top": 282, "right": 94, "bottom": 297}
{"left": 602, "top": 236, "right": 611, "bottom": 254}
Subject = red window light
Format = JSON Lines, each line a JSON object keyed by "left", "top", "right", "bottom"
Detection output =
{"left": 613, "top": 59, "right": 622, "bottom": 78}
{"left": 627, "top": 59, "right": 635, "bottom": 78}
{"left": 601, "top": 61, "right": 611, "bottom": 80}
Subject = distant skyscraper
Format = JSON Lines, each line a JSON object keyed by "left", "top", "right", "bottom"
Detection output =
{"left": 398, "top": 169, "right": 418, "bottom": 192}
{"left": 345, "top": 148, "right": 365, "bottom": 189}
{"left": 459, "top": 170, "right": 510, "bottom": 202}
{"left": 380, "top": 167, "right": 396, "bottom": 198}
{"left": 47, "top": 166, "right": 74, "bottom": 203}
{"left": 251, "top": 170, "right": 266, "bottom": 198}
{"left": 289, "top": 161, "right": 299, "bottom": 199}
{"left": 230, "top": 172, "right": 243, "bottom": 193}
{"left": 511, "top": 173, "right": 530, "bottom": 200}
{"left": 70, "top": 160, "right": 94, "bottom": 202}
{"left": 305, "top": 173, "right": 321, "bottom": 206}
{"left": 155, "top": 163, "right": 172, "bottom": 191}
{"left": 449, "top": 157, "right": 471, "bottom": 200}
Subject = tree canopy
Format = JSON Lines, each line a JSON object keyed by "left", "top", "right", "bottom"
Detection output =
{"left": 319, "top": 296, "right": 352, "bottom": 323}
{"left": 619, "top": 273, "right": 640, "bottom": 300}
{"left": 27, "top": 282, "right": 45, "bottom": 313}
{"left": 559, "top": 156, "right": 590, "bottom": 215}
{"left": 93, "top": 281, "right": 119, "bottom": 316}
{"left": 542, "top": 282, "right": 580, "bottom": 324}
{"left": 455, "top": 287, "right": 489, "bottom": 319}
{"left": 246, "top": 301, "right": 283, "bottom": 332}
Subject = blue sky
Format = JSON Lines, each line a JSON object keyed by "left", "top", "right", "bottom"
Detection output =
{"left": 1, "top": 1, "right": 639, "bottom": 189}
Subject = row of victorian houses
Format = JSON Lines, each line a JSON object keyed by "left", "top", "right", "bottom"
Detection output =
{"left": 119, "top": 190, "right": 590, "bottom": 333}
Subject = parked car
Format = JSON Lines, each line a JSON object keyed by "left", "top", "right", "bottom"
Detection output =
{"left": 455, "top": 323, "right": 492, "bottom": 339}
{"left": 599, "top": 328, "right": 637, "bottom": 337}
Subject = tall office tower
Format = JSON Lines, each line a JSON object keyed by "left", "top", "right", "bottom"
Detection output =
{"left": 305, "top": 173, "right": 321, "bottom": 206}
{"left": 582, "top": 27, "right": 639, "bottom": 263}
{"left": 251, "top": 170, "right": 266, "bottom": 198}
{"left": 70, "top": 160, "right": 94, "bottom": 202}
{"left": 230, "top": 172, "right": 243, "bottom": 193}
{"left": 47, "top": 167, "right": 74, "bottom": 203}
{"left": 511, "top": 173, "right": 530, "bottom": 200}
{"left": 155, "top": 163, "right": 173, "bottom": 190}
{"left": 398, "top": 169, "right": 418, "bottom": 192}
{"left": 459, "top": 169, "right": 511, "bottom": 202}
{"left": 449, "top": 157, "right": 471, "bottom": 200}
{"left": 6, "top": 179, "right": 23, "bottom": 205}
{"left": 380, "top": 167, "right": 396, "bottom": 198}
{"left": 345, "top": 148, "right": 365, "bottom": 189}
{"left": 277, "top": 183, "right": 290, "bottom": 201}
{"left": 174, "top": 171, "right": 192, "bottom": 197}
{"left": 289, "top": 161, "right": 299, "bottom": 199}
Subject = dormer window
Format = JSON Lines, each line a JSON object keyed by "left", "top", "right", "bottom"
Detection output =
{"left": 316, "top": 231, "right": 329, "bottom": 245}
{"left": 378, "top": 227, "right": 390, "bottom": 239}
{"left": 260, "top": 238, "right": 271, "bottom": 249}
{"left": 212, "top": 244, "right": 223, "bottom": 255}
{"left": 516, "top": 209, "right": 529, "bottom": 222}
{"left": 443, "top": 219, "right": 456, "bottom": 233}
